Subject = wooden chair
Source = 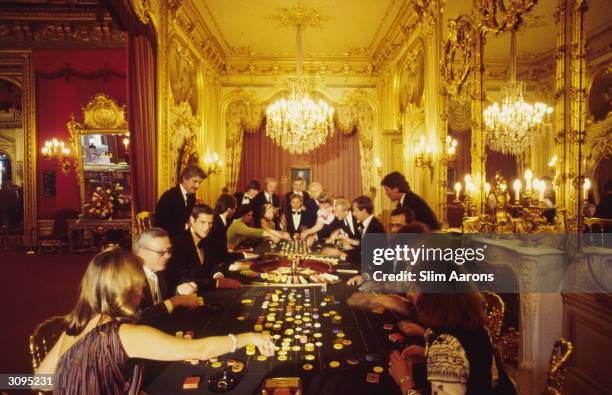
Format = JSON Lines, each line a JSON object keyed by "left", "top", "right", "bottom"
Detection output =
{"left": 541, "top": 339, "right": 573, "bottom": 395}
{"left": 29, "top": 316, "right": 66, "bottom": 372}
{"left": 136, "top": 211, "right": 154, "bottom": 235}
{"left": 483, "top": 291, "right": 505, "bottom": 347}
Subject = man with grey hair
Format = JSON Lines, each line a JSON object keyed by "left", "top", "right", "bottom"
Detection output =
{"left": 133, "top": 227, "right": 200, "bottom": 324}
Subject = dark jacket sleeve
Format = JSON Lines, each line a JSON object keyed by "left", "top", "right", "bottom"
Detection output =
{"left": 155, "top": 189, "right": 174, "bottom": 233}
{"left": 137, "top": 279, "right": 170, "bottom": 325}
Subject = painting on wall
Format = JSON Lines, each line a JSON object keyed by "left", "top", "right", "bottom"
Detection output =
{"left": 290, "top": 166, "right": 312, "bottom": 187}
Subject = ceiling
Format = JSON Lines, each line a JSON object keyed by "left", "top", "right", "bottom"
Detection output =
{"left": 197, "top": 0, "right": 402, "bottom": 59}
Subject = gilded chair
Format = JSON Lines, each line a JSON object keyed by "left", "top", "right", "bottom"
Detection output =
{"left": 541, "top": 339, "right": 573, "bottom": 395}
{"left": 29, "top": 316, "right": 66, "bottom": 372}
{"left": 136, "top": 211, "right": 154, "bottom": 235}
{"left": 483, "top": 291, "right": 505, "bottom": 347}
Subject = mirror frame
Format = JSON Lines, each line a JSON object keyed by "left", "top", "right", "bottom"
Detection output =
{"left": 67, "top": 93, "right": 129, "bottom": 209}
{"left": 0, "top": 50, "right": 36, "bottom": 245}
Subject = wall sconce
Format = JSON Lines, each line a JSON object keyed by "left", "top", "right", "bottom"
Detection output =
{"left": 41, "top": 138, "right": 72, "bottom": 173}
{"left": 445, "top": 135, "right": 458, "bottom": 164}
{"left": 414, "top": 136, "right": 432, "bottom": 170}
{"left": 203, "top": 151, "right": 223, "bottom": 177}
{"left": 374, "top": 156, "right": 382, "bottom": 177}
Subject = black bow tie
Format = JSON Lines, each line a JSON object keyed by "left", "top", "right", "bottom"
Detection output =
{"left": 292, "top": 211, "right": 301, "bottom": 215}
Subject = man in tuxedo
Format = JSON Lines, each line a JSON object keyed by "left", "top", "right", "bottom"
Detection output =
{"left": 283, "top": 176, "right": 311, "bottom": 214}
{"left": 284, "top": 193, "right": 313, "bottom": 237}
{"left": 320, "top": 198, "right": 359, "bottom": 258}
{"left": 341, "top": 195, "right": 386, "bottom": 264}
{"left": 234, "top": 179, "right": 260, "bottom": 208}
{"left": 208, "top": 194, "right": 258, "bottom": 269}
{"left": 304, "top": 181, "right": 322, "bottom": 219}
{"left": 381, "top": 171, "right": 441, "bottom": 230}
{"left": 155, "top": 164, "right": 206, "bottom": 238}
{"left": 168, "top": 204, "right": 243, "bottom": 292}
{"left": 133, "top": 228, "right": 199, "bottom": 324}
{"left": 252, "top": 177, "right": 281, "bottom": 227}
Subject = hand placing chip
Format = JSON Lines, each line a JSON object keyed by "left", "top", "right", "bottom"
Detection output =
{"left": 250, "top": 333, "right": 275, "bottom": 357}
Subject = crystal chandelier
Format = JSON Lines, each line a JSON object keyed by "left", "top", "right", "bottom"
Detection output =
{"left": 266, "top": 25, "right": 334, "bottom": 154}
{"left": 484, "top": 30, "right": 552, "bottom": 155}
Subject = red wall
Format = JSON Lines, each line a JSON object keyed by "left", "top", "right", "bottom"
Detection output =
{"left": 35, "top": 48, "right": 127, "bottom": 218}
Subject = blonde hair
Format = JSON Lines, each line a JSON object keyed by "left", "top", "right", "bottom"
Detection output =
{"left": 334, "top": 198, "right": 351, "bottom": 211}
{"left": 65, "top": 247, "right": 145, "bottom": 336}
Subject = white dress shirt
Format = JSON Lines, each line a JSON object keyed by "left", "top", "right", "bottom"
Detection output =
{"left": 292, "top": 210, "right": 302, "bottom": 230}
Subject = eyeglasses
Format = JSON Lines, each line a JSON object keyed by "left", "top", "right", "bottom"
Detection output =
{"left": 143, "top": 246, "right": 173, "bottom": 256}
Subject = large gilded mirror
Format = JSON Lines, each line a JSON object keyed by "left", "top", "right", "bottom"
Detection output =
{"left": 481, "top": 0, "right": 557, "bottom": 218}
{"left": 0, "top": 50, "right": 35, "bottom": 244}
{"left": 67, "top": 94, "right": 132, "bottom": 219}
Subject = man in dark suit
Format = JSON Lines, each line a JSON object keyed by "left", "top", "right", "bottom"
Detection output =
{"left": 132, "top": 227, "right": 199, "bottom": 324}
{"left": 167, "top": 204, "right": 243, "bottom": 292}
{"left": 155, "top": 164, "right": 206, "bottom": 238}
{"left": 252, "top": 177, "right": 281, "bottom": 227}
{"left": 341, "top": 195, "right": 386, "bottom": 265}
{"left": 283, "top": 176, "right": 311, "bottom": 215}
{"left": 304, "top": 182, "right": 322, "bottom": 220}
{"left": 381, "top": 171, "right": 441, "bottom": 230}
{"left": 208, "top": 194, "right": 258, "bottom": 269}
{"left": 234, "top": 179, "right": 260, "bottom": 208}
{"left": 284, "top": 193, "right": 313, "bottom": 237}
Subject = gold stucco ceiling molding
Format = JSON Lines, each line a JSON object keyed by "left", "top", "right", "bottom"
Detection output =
{"left": 408, "top": 0, "right": 443, "bottom": 39}
{"left": 224, "top": 61, "right": 375, "bottom": 80}
{"left": 475, "top": 0, "right": 537, "bottom": 34}
{"left": 266, "top": 1, "right": 331, "bottom": 29}
{"left": 132, "top": 0, "right": 153, "bottom": 24}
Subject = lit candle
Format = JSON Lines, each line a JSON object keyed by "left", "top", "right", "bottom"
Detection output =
{"left": 538, "top": 181, "right": 545, "bottom": 202}
{"left": 454, "top": 182, "right": 461, "bottom": 200}
{"left": 513, "top": 179, "right": 522, "bottom": 202}
{"left": 484, "top": 183, "right": 491, "bottom": 196}
{"left": 524, "top": 169, "right": 533, "bottom": 191}
{"left": 583, "top": 178, "right": 591, "bottom": 201}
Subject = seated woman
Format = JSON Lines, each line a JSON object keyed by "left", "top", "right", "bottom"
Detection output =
{"left": 299, "top": 192, "right": 335, "bottom": 246}
{"left": 36, "top": 247, "right": 274, "bottom": 394}
{"left": 388, "top": 291, "right": 510, "bottom": 395}
{"left": 227, "top": 204, "right": 289, "bottom": 249}
{"left": 259, "top": 203, "right": 280, "bottom": 231}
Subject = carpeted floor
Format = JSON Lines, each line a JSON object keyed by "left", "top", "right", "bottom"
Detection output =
{"left": 0, "top": 249, "right": 92, "bottom": 376}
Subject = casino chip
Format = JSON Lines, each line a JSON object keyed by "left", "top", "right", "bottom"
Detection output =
{"left": 303, "top": 364, "right": 314, "bottom": 371}
{"left": 333, "top": 343, "right": 343, "bottom": 350}
{"left": 373, "top": 366, "right": 384, "bottom": 373}
{"left": 211, "top": 361, "right": 223, "bottom": 368}
{"left": 329, "top": 361, "right": 340, "bottom": 368}
{"left": 278, "top": 355, "right": 288, "bottom": 361}
{"left": 257, "top": 355, "right": 268, "bottom": 361}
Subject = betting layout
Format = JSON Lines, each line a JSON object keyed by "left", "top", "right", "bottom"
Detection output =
{"left": 161, "top": 285, "right": 409, "bottom": 394}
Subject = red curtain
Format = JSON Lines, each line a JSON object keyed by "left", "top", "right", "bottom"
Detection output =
{"left": 237, "top": 128, "right": 363, "bottom": 199}
{"left": 104, "top": 0, "right": 158, "bottom": 213}
{"left": 127, "top": 35, "right": 157, "bottom": 213}
{"left": 449, "top": 129, "right": 471, "bottom": 181}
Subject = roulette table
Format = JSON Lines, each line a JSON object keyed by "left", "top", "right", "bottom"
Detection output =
{"left": 143, "top": 243, "right": 423, "bottom": 394}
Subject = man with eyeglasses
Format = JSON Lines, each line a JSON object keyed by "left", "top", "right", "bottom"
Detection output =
{"left": 133, "top": 227, "right": 199, "bottom": 324}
